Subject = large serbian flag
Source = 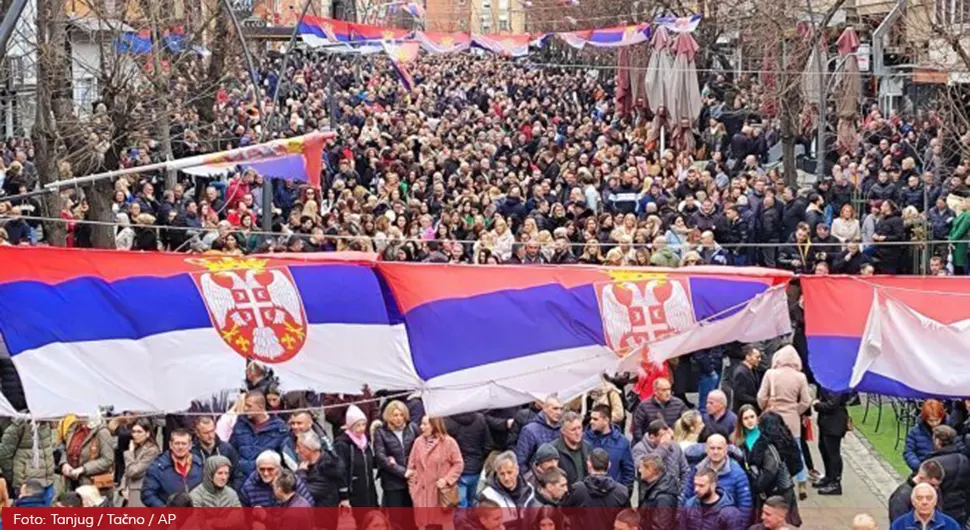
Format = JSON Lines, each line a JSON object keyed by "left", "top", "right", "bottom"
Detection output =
{"left": 0, "top": 249, "right": 791, "bottom": 418}
{"left": 559, "top": 24, "right": 652, "bottom": 49}
{"left": 378, "top": 263, "right": 791, "bottom": 415}
{"left": 180, "top": 132, "right": 329, "bottom": 188}
{"left": 0, "top": 248, "right": 419, "bottom": 417}
{"left": 382, "top": 41, "right": 421, "bottom": 91}
{"left": 415, "top": 32, "right": 471, "bottom": 53}
{"left": 298, "top": 15, "right": 354, "bottom": 46}
{"left": 471, "top": 33, "right": 534, "bottom": 57}
{"left": 804, "top": 276, "right": 970, "bottom": 398}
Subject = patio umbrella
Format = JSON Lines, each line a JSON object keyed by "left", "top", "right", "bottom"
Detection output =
{"left": 835, "top": 27, "right": 861, "bottom": 155}
{"left": 668, "top": 32, "right": 702, "bottom": 124}
{"left": 645, "top": 27, "right": 672, "bottom": 114}
{"left": 616, "top": 47, "right": 632, "bottom": 117}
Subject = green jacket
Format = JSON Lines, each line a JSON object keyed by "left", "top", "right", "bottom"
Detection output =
{"left": 189, "top": 455, "right": 242, "bottom": 508}
{"left": 0, "top": 419, "right": 56, "bottom": 490}
{"left": 949, "top": 211, "right": 970, "bottom": 268}
{"left": 650, "top": 247, "right": 681, "bottom": 268}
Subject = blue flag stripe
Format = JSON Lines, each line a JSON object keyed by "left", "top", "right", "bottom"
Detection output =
{"left": 0, "top": 264, "right": 393, "bottom": 354}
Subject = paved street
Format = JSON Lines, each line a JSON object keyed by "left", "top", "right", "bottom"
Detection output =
{"left": 798, "top": 431, "right": 899, "bottom": 529}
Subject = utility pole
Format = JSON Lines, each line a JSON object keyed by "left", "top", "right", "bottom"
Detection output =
{"left": 816, "top": 46, "right": 827, "bottom": 183}
{"left": 222, "top": 0, "right": 274, "bottom": 231}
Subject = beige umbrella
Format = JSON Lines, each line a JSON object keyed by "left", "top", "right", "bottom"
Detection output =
{"left": 668, "top": 32, "right": 702, "bottom": 123}
{"left": 645, "top": 27, "right": 672, "bottom": 114}
{"left": 835, "top": 27, "right": 861, "bottom": 155}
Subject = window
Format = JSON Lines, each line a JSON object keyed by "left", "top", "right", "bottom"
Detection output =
{"left": 73, "top": 77, "right": 98, "bottom": 115}
{"left": 482, "top": 0, "right": 490, "bottom": 8}
{"left": 937, "top": 0, "right": 970, "bottom": 24}
{"left": 498, "top": 19, "right": 509, "bottom": 30}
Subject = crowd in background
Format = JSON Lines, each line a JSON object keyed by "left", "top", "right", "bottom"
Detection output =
{"left": 1, "top": 52, "right": 968, "bottom": 278}
{"left": 0, "top": 48, "right": 967, "bottom": 530}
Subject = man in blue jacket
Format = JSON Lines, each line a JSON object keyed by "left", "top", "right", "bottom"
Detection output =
{"left": 584, "top": 405, "right": 635, "bottom": 490}
{"left": 891, "top": 483, "right": 961, "bottom": 530}
{"left": 230, "top": 391, "right": 289, "bottom": 481}
{"left": 515, "top": 395, "right": 563, "bottom": 469}
{"left": 141, "top": 429, "right": 204, "bottom": 507}
{"left": 680, "top": 434, "right": 751, "bottom": 515}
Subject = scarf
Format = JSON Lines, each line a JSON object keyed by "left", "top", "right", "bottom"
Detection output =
{"left": 66, "top": 424, "right": 91, "bottom": 468}
{"left": 745, "top": 426, "right": 761, "bottom": 452}
{"left": 346, "top": 430, "right": 368, "bottom": 452}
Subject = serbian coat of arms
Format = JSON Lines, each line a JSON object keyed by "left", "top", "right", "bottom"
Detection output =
{"left": 190, "top": 258, "right": 308, "bottom": 363}
{"left": 595, "top": 274, "right": 696, "bottom": 357}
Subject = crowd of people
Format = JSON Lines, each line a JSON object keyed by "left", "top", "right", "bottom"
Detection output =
{"left": 0, "top": 41, "right": 966, "bottom": 530}
{"left": 0, "top": 353, "right": 870, "bottom": 530}
{"left": 0, "top": 51, "right": 967, "bottom": 277}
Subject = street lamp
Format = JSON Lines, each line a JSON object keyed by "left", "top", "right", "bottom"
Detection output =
{"left": 814, "top": 52, "right": 849, "bottom": 183}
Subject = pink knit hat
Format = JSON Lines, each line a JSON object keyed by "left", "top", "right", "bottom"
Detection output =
{"left": 343, "top": 405, "right": 367, "bottom": 429}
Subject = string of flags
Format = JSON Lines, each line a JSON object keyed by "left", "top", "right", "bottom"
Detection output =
{"left": 298, "top": 15, "right": 686, "bottom": 56}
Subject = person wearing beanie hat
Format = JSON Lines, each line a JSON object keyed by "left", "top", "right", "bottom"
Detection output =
{"left": 334, "top": 405, "right": 379, "bottom": 512}
{"left": 522, "top": 443, "right": 561, "bottom": 490}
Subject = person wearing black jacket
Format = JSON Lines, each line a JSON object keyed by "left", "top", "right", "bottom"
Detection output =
{"left": 293, "top": 430, "right": 347, "bottom": 530}
{"left": 778, "top": 223, "right": 814, "bottom": 273}
{"left": 833, "top": 241, "right": 869, "bottom": 275}
{"left": 485, "top": 407, "right": 520, "bottom": 450}
{"left": 812, "top": 389, "right": 853, "bottom": 495}
{"left": 333, "top": 407, "right": 379, "bottom": 511}
{"left": 781, "top": 192, "right": 808, "bottom": 240}
{"left": 924, "top": 425, "right": 970, "bottom": 526}
{"left": 509, "top": 402, "right": 541, "bottom": 450}
{"left": 637, "top": 455, "right": 678, "bottom": 530}
{"left": 295, "top": 430, "right": 348, "bottom": 507}
{"left": 445, "top": 412, "right": 495, "bottom": 508}
{"left": 563, "top": 449, "right": 630, "bottom": 530}
{"left": 888, "top": 460, "right": 945, "bottom": 523}
{"left": 730, "top": 346, "right": 762, "bottom": 413}
{"left": 872, "top": 200, "right": 905, "bottom": 274}
{"left": 372, "top": 401, "right": 418, "bottom": 508}
{"left": 757, "top": 194, "right": 783, "bottom": 267}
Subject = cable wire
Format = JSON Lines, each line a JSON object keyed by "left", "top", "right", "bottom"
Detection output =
{"left": 2, "top": 212, "right": 957, "bottom": 250}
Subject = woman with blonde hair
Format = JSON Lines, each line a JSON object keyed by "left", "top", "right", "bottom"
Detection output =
{"left": 681, "top": 250, "right": 702, "bottom": 267}
{"left": 373, "top": 400, "right": 418, "bottom": 508}
{"left": 407, "top": 417, "right": 463, "bottom": 530}
{"left": 536, "top": 230, "right": 555, "bottom": 261}
{"left": 605, "top": 247, "right": 626, "bottom": 266}
{"left": 490, "top": 217, "right": 514, "bottom": 262}
{"left": 831, "top": 203, "right": 861, "bottom": 244}
{"left": 673, "top": 410, "right": 705, "bottom": 449}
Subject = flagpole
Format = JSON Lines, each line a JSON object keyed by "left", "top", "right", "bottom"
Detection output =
{"left": 44, "top": 133, "right": 334, "bottom": 191}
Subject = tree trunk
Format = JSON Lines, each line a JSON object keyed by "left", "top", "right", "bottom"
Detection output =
{"left": 195, "top": 0, "right": 230, "bottom": 128}
{"left": 84, "top": 180, "right": 116, "bottom": 248}
{"left": 144, "top": 0, "right": 177, "bottom": 189}
{"left": 32, "top": 0, "right": 66, "bottom": 246}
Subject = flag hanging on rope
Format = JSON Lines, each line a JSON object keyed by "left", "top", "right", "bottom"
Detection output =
{"left": 382, "top": 41, "right": 421, "bottom": 91}
{"left": 0, "top": 247, "right": 791, "bottom": 418}
{"left": 182, "top": 132, "right": 328, "bottom": 188}
{"left": 804, "top": 276, "right": 970, "bottom": 399}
